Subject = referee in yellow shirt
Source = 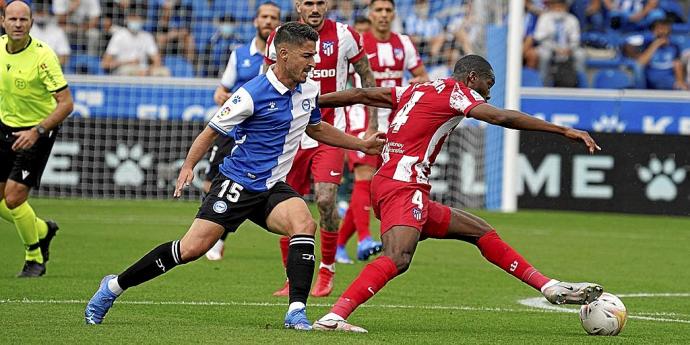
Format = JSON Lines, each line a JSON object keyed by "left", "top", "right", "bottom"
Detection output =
{"left": 1, "top": 0, "right": 73, "bottom": 277}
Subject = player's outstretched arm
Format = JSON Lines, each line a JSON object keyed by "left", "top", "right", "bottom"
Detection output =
{"left": 174, "top": 126, "right": 219, "bottom": 198}
{"left": 318, "top": 87, "right": 394, "bottom": 109}
{"left": 468, "top": 103, "right": 601, "bottom": 154}
{"left": 306, "top": 122, "right": 386, "bottom": 155}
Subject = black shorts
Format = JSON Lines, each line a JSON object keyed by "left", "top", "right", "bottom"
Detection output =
{"left": 204, "top": 135, "right": 235, "bottom": 182}
{"left": 196, "top": 174, "right": 302, "bottom": 233}
{"left": 0, "top": 121, "right": 58, "bottom": 188}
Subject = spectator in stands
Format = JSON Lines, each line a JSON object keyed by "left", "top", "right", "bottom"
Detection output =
{"left": 198, "top": 14, "right": 242, "bottom": 78}
{"left": 624, "top": 18, "right": 688, "bottom": 90}
{"left": 353, "top": 15, "right": 371, "bottom": 34}
{"left": 534, "top": 0, "right": 586, "bottom": 87}
{"left": 102, "top": 8, "right": 170, "bottom": 77}
{"left": 578, "top": 0, "right": 607, "bottom": 32}
{"left": 326, "top": 0, "right": 367, "bottom": 26}
{"left": 52, "top": 0, "right": 101, "bottom": 55}
{"left": 155, "top": 0, "right": 195, "bottom": 62}
{"left": 602, "top": 0, "right": 666, "bottom": 31}
{"left": 30, "top": 1, "right": 71, "bottom": 67}
{"left": 403, "top": 0, "right": 445, "bottom": 58}
{"left": 523, "top": 1, "right": 540, "bottom": 71}
{"left": 445, "top": 1, "right": 477, "bottom": 56}
{"left": 427, "top": 39, "right": 459, "bottom": 80}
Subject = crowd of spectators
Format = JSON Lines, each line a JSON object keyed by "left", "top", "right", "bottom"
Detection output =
{"left": 1, "top": 0, "right": 688, "bottom": 90}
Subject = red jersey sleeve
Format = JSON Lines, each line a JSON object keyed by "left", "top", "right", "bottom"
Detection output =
{"left": 264, "top": 28, "right": 278, "bottom": 65}
{"left": 344, "top": 24, "right": 365, "bottom": 64}
{"left": 390, "top": 85, "right": 410, "bottom": 110}
{"left": 449, "top": 82, "right": 486, "bottom": 117}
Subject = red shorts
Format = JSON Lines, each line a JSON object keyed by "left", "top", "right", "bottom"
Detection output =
{"left": 286, "top": 144, "right": 345, "bottom": 195}
{"left": 371, "top": 174, "right": 451, "bottom": 240}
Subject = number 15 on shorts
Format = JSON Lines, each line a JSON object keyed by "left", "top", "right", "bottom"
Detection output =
{"left": 218, "top": 180, "right": 244, "bottom": 203}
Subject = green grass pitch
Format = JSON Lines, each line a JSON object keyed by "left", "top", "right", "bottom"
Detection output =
{"left": 1, "top": 198, "right": 689, "bottom": 344}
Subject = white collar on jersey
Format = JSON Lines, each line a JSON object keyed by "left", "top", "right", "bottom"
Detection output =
{"left": 249, "top": 37, "right": 259, "bottom": 55}
{"left": 266, "top": 67, "right": 303, "bottom": 95}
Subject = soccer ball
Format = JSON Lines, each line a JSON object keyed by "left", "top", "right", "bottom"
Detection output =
{"left": 579, "top": 293, "right": 628, "bottom": 336}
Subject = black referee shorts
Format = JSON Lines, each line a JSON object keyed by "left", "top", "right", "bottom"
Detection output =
{"left": 0, "top": 121, "right": 57, "bottom": 188}
{"left": 196, "top": 174, "right": 303, "bottom": 233}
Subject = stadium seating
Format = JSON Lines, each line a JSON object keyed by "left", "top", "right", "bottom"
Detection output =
{"left": 164, "top": 56, "right": 195, "bottom": 78}
{"left": 593, "top": 69, "right": 633, "bottom": 89}
{"left": 67, "top": 54, "right": 105, "bottom": 75}
{"left": 521, "top": 68, "right": 543, "bottom": 87}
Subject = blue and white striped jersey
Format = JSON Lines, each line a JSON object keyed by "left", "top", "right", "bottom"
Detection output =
{"left": 208, "top": 68, "right": 322, "bottom": 192}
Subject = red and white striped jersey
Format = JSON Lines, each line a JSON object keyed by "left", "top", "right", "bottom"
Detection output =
{"left": 362, "top": 31, "right": 423, "bottom": 131}
{"left": 265, "top": 19, "right": 364, "bottom": 148}
{"left": 377, "top": 78, "right": 486, "bottom": 184}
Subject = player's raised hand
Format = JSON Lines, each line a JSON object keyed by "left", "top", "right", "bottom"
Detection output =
{"left": 564, "top": 128, "right": 601, "bottom": 154}
{"left": 174, "top": 167, "right": 195, "bottom": 198}
{"left": 361, "top": 131, "right": 387, "bottom": 155}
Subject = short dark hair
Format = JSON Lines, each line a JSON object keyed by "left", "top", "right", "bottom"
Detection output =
{"left": 274, "top": 21, "right": 319, "bottom": 47}
{"left": 453, "top": 54, "right": 494, "bottom": 79}
{"left": 354, "top": 16, "right": 371, "bottom": 26}
{"left": 369, "top": 0, "right": 396, "bottom": 7}
{"left": 651, "top": 17, "right": 673, "bottom": 29}
{"left": 256, "top": 1, "right": 281, "bottom": 17}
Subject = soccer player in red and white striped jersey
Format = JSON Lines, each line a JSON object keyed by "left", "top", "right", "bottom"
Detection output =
{"left": 338, "top": 0, "right": 430, "bottom": 265}
{"left": 264, "top": 0, "right": 378, "bottom": 298}
{"left": 312, "top": 55, "right": 604, "bottom": 333}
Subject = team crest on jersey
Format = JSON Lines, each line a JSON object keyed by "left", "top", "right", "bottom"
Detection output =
{"left": 302, "top": 99, "right": 311, "bottom": 111}
{"left": 242, "top": 59, "right": 251, "bottom": 67}
{"left": 322, "top": 41, "right": 334, "bottom": 57}
{"left": 394, "top": 48, "right": 404, "bottom": 61}
{"left": 213, "top": 200, "right": 228, "bottom": 214}
{"left": 412, "top": 207, "right": 422, "bottom": 221}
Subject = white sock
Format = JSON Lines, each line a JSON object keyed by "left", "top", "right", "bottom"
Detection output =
{"left": 107, "top": 277, "right": 124, "bottom": 296}
{"left": 288, "top": 302, "right": 306, "bottom": 313}
{"left": 321, "top": 312, "right": 344, "bottom": 321}
{"left": 540, "top": 279, "right": 560, "bottom": 293}
{"left": 319, "top": 262, "right": 335, "bottom": 273}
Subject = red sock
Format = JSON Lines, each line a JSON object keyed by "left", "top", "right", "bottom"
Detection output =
{"left": 351, "top": 180, "right": 372, "bottom": 241}
{"left": 477, "top": 230, "right": 551, "bottom": 291}
{"left": 279, "top": 236, "right": 289, "bottom": 268}
{"left": 320, "top": 228, "right": 338, "bottom": 266}
{"left": 338, "top": 207, "right": 356, "bottom": 247}
{"left": 331, "top": 256, "right": 398, "bottom": 319}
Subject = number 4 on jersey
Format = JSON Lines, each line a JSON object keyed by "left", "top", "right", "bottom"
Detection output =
{"left": 411, "top": 190, "right": 423, "bottom": 209}
{"left": 390, "top": 91, "right": 423, "bottom": 133}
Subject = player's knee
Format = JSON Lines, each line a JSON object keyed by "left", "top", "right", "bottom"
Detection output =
{"left": 292, "top": 216, "right": 317, "bottom": 236}
{"left": 315, "top": 193, "right": 335, "bottom": 213}
{"left": 387, "top": 252, "right": 413, "bottom": 274}
{"left": 179, "top": 241, "right": 209, "bottom": 262}
{"left": 3, "top": 192, "right": 28, "bottom": 209}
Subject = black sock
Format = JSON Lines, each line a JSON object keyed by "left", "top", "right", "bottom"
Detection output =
{"left": 118, "top": 240, "right": 184, "bottom": 290}
{"left": 220, "top": 231, "right": 229, "bottom": 241}
{"left": 286, "top": 235, "right": 315, "bottom": 305}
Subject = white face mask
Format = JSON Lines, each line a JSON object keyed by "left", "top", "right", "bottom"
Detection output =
{"left": 127, "top": 20, "right": 144, "bottom": 33}
{"left": 220, "top": 24, "right": 234, "bottom": 36}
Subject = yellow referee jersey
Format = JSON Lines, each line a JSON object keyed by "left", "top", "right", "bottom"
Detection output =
{"left": 0, "top": 35, "right": 68, "bottom": 128}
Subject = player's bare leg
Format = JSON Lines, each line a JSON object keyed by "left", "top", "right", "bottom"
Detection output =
{"left": 265, "top": 197, "right": 317, "bottom": 330}
{"left": 338, "top": 165, "right": 382, "bottom": 262}
{"left": 311, "top": 181, "right": 341, "bottom": 297}
{"left": 442, "top": 208, "right": 603, "bottom": 305}
{"left": 314, "top": 226, "right": 418, "bottom": 333}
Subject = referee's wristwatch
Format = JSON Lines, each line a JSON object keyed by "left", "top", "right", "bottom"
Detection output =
{"left": 35, "top": 125, "right": 49, "bottom": 137}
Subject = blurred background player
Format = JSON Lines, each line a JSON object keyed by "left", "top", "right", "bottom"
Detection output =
{"left": 336, "top": 0, "right": 430, "bottom": 265}
{"left": 204, "top": 1, "right": 281, "bottom": 261}
{"left": 0, "top": 0, "right": 74, "bottom": 277}
{"left": 264, "top": 0, "right": 378, "bottom": 297}
{"left": 312, "top": 55, "right": 604, "bottom": 333}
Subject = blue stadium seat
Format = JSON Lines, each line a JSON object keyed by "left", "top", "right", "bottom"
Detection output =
{"left": 66, "top": 54, "right": 104, "bottom": 75}
{"left": 192, "top": 21, "right": 217, "bottom": 53}
{"left": 577, "top": 71, "right": 589, "bottom": 88}
{"left": 164, "top": 56, "right": 195, "bottom": 78}
{"left": 521, "top": 68, "right": 543, "bottom": 87}
{"left": 593, "top": 69, "right": 632, "bottom": 89}
{"left": 212, "top": 1, "right": 253, "bottom": 21}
